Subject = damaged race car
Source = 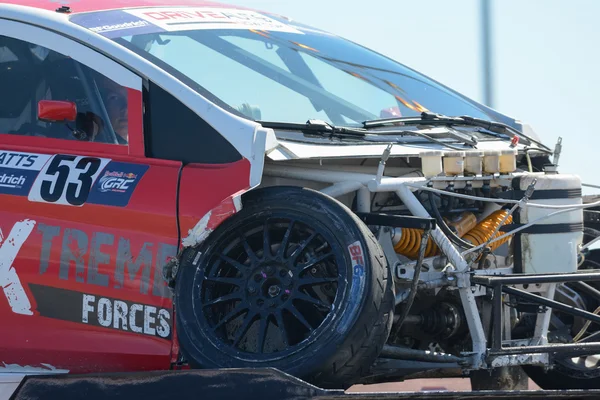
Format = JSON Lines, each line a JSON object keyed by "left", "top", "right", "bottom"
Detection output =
{"left": 2, "top": 0, "right": 600, "bottom": 391}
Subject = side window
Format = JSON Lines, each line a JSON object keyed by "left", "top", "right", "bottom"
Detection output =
{"left": 145, "top": 81, "right": 242, "bottom": 164}
{"left": 0, "top": 35, "right": 129, "bottom": 145}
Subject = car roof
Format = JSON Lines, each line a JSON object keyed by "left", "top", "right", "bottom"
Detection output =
{"left": 0, "top": 0, "right": 247, "bottom": 14}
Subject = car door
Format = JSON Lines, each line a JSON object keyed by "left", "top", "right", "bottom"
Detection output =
{"left": 0, "top": 21, "right": 180, "bottom": 373}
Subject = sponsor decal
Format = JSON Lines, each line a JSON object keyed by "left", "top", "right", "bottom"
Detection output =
{"left": 28, "top": 154, "right": 111, "bottom": 207}
{"left": 0, "top": 152, "right": 47, "bottom": 196}
{"left": 0, "top": 219, "right": 36, "bottom": 315}
{"left": 28, "top": 284, "right": 171, "bottom": 339}
{"left": 98, "top": 171, "right": 137, "bottom": 193}
{"left": 0, "top": 151, "right": 50, "bottom": 170}
{"left": 70, "top": 10, "right": 166, "bottom": 38}
{"left": 0, "top": 167, "right": 38, "bottom": 196}
{"left": 126, "top": 7, "right": 304, "bottom": 34}
{"left": 337, "top": 241, "right": 366, "bottom": 333}
{"left": 89, "top": 20, "right": 150, "bottom": 34}
{"left": 0, "top": 150, "right": 149, "bottom": 208}
{"left": 87, "top": 162, "right": 149, "bottom": 207}
{"left": 37, "top": 223, "right": 176, "bottom": 299}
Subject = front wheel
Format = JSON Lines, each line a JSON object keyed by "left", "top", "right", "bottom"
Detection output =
{"left": 174, "top": 186, "right": 394, "bottom": 388}
{"left": 524, "top": 251, "right": 600, "bottom": 389}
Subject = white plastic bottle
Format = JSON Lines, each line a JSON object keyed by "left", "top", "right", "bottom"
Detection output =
{"left": 499, "top": 148, "right": 518, "bottom": 174}
{"left": 419, "top": 150, "right": 444, "bottom": 177}
{"left": 464, "top": 151, "right": 484, "bottom": 176}
{"left": 443, "top": 151, "right": 466, "bottom": 176}
{"left": 483, "top": 150, "right": 501, "bottom": 175}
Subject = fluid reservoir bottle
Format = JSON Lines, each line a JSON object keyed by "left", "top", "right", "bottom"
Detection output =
{"left": 443, "top": 151, "right": 465, "bottom": 176}
{"left": 420, "top": 150, "right": 444, "bottom": 177}
{"left": 483, "top": 150, "right": 501, "bottom": 174}
{"left": 499, "top": 148, "right": 518, "bottom": 174}
{"left": 513, "top": 174, "right": 583, "bottom": 274}
{"left": 464, "top": 151, "right": 484, "bottom": 176}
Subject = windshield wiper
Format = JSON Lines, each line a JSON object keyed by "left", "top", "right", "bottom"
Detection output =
{"left": 259, "top": 119, "right": 366, "bottom": 140}
{"left": 363, "top": 111, "right": 552, "bottom": 151}
{"left": 260, "top": 119, "right": 467, "bottom": 150}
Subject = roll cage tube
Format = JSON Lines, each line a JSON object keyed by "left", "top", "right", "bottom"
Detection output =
{"left": 74, "top": 63, "right": 119, "bottom": 144}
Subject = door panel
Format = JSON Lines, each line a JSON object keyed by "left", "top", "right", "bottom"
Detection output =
{"left": 0, "top": 150, "right": 180, "bottom": 373}
{"left": 0, "top": 26, "right": 179, "bottom": 373}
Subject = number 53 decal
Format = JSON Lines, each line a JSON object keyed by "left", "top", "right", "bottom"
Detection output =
{"left": 29, "top": 154, "right": 110, "bottom": 206}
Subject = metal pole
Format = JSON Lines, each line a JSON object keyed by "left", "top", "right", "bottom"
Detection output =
{"left": 481, "top": 0, "right": 494, "bottom": 107}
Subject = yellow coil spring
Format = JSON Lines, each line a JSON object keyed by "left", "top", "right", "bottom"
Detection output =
{"left": 393, "top": 228, "right": 439, "bottom": 259}
{"left": 462, "top": 209, "right": 513, "bottom": 251}
{"left": 393, "top": 210, "right": 514, "bottom": 259}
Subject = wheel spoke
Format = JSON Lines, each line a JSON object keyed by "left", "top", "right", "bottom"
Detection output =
{"left": 263, "top": 220, "right": 272, "bottom": 260}
{"left": 278, "top": 220, "right": 295, "bottom": 259}
{"left": 213, "top": 304, "right": 248, "bottom": 330}
{"left": 257, "top": 314, "right": 269, "bottom": 353}
{"left": 205, "top": 276, "right": 244, "bottom": 286}
{"left": 586, "top": 355, "right": 600, "bottom": 368}
{"left": 274, "top": 310, "right": 288, "bottom": 347}
{"left": 219, "top": 254, "right": 248, "bottom": 272}
{"left": 297, "top": 252, "right": 335, "bottom": 274}
{"left": 239, "top": 231, "right": 259, "bottom": 263}
{"left": 288, "top": 232, "right": 317, "bottom": 263}
{"left": 286, "top": 304, "right": 312, "bottom": 331}
{"left": 203, "top": 292, "right": 242, "bottom": 307}
{"left": 294, "top": 291, "right": 330, "bottom": 309}
{"left": 232, "top": 311, "right": 257, "bottom": 347}
{"left": 298, "top": 276, "right": 338, "bottom": 286}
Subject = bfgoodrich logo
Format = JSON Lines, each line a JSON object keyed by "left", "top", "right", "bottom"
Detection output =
{"left": 0, "top": 173, "right": 26, "bottom": 189}
{"left": 89, "top": 20, "right": 149, "bottom": 33}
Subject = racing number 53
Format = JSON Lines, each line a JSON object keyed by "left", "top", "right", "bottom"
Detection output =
{"left": 29, "top": 155, "right": 110, "bottom": 206}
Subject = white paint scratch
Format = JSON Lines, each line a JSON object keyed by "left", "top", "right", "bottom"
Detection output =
{"left": 0, "top": 220, "right": 36, "bottom": 315}
{"left": 182, "top": 211, "right": 213, "bottom": 248}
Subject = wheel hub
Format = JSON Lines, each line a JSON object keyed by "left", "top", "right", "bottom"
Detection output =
{"left": 246, "top": 265, "right": 294, "bottom": 310}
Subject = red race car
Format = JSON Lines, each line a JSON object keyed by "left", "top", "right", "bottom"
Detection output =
{"left": 1, "top": 0, "right": 600, "bottom": 392}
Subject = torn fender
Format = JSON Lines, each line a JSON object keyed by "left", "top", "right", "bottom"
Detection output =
{"left": 181, "top": 194, "right": 243, "bottom": 248}
{"left": 163, "top": 192, "right": 245, "bottom": 288}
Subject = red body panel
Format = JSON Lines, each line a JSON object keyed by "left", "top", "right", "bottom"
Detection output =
{"left": 2, "top": 0, "right": 246, "bottom": 13}
{"left": 0, "top": 152, "right": 181, "bottom": 372}
{"left": 178, "top": 159, "right": 251, "bottom": 237}
{"left": 0, "top": 8, "right": 254, "bottom": 374}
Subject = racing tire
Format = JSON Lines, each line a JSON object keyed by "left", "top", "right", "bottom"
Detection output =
{"left": 523, "top": 248, "right": 600, "bottom": 390}
{"left": 525, "top": 358, "right": 600, "bottom": 390}
{"left": 174, "top": 186, "right": 395, "bottom": 389}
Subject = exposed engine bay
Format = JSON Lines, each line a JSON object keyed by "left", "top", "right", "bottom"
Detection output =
{"left": 257, "top": 142, "right": 600, "bottom": 386}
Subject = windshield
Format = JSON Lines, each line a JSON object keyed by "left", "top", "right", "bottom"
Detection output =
{"left": 71, "top": 7, "right": 499, "bottom": 127}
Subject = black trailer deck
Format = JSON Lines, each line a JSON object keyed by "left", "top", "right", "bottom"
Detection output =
{"left": 8, "top": 368, "right": 600, "bottom": 400}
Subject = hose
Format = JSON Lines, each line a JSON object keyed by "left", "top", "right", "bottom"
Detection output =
{"left": 392, "top": 229, "right": 430, "bottom": 338}
{"left": 462, "top": 206, "right": 581, "bottom": 255}
{"left": 409, "top": 184, "right": 600, "bottom": 211}
{"left": 428, "top": 191, "right": 475, "bottom": 249}
{"left": 574, "top": 305, "right": 600, "bottom": 342}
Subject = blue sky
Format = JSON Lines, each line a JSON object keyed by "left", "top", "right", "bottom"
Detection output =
{"left": 221, "top": 0, "right": 600, "bottom": 189}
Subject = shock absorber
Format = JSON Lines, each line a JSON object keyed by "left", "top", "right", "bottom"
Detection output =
{"left": 462, "top": 209, "right": 513, "bottom": 252}
{"left": 393, "top": 212, "right": 476, "bottom": 259}
{"left": 393, "top": 227, "right": 439, "bottom": 259}
{"left": 393, "top": 210, "right": 513, "bottom": 259}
